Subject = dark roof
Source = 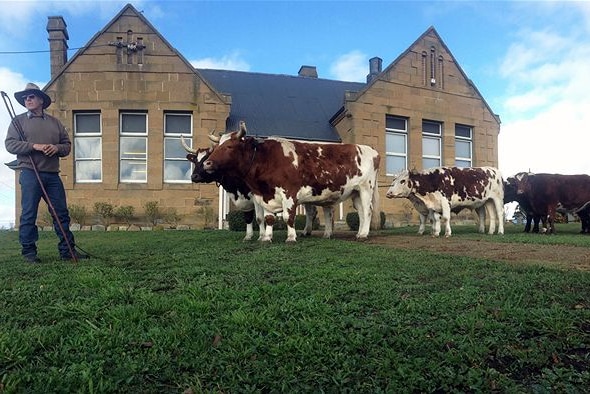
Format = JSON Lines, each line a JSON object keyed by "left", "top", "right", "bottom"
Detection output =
{"left": 197, "top": 69, "right": 365, "bottom": 142}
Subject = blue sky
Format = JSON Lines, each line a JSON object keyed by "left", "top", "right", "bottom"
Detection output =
{"left": 1, "top": 0, "right": 590, "bottom": 227}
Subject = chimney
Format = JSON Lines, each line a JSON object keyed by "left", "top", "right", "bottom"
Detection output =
{"left": 298, "top": 65, "right": 318, "bottom": 78}
{"left": 46, "top": 16, "right": 69, "bottom": 79}
{"left": 366, "top": 56, "right": 382, "bottom": 83}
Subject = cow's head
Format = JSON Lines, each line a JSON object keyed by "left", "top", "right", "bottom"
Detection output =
{"left": 202, "top": 121, "right": 252, "bottom": 176}
{"left": 513, "top": 172, "right": 533, "bottom": 195}
{"left": 181, "top": 135, "right": 216, "bottom": 183}
{"left": 386, "top": 169, "right": 412, "bottom": 199}
{"left": 503, "top": 177, "right": 519, "bottom": 203}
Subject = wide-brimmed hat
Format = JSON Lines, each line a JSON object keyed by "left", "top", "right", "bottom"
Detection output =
{"left": 14, "top": 83, "right": 52, "bottom": 109}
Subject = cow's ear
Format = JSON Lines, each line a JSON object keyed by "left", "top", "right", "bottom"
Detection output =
{"left": 186, "top": 154, "right": 196, "bottom": 162}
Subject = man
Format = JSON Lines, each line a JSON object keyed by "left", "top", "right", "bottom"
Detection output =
{"left": 5, "top": 83, "right": 88, "bottom": 263}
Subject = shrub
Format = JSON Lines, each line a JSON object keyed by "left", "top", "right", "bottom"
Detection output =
{"left": 226, "top": 210, "right": 250, "bottom": 231}
{"left": 227, "top": 211, "right": 314, "bottom": 232}
{"left": 143, "top": 201, "right": 160, "bottom": 226}
{"left": 38, "top": 209, "right": 53, "bottom": 227}
{"left": 94, "top": 202, "right": 114, "bottom": 225}
{"left": 294, "top": 214, "right": 320, "bottom": 230}
{"left": 196, "top": 206, "right": 215, "bottom": 229}
{"left": 164, "top": 208, "right": 182, "bottom": 228}
{"left": 114, "top": 205, "right": 135, "bottom": 225}
{"left": 346, "top": 211, "right": 386, "bottom": 231}
{"left": 69, "top": 204, "right": 88, "bottom": 225}
{"left": 346, "top": 212, "right": 360, "bottom": 231}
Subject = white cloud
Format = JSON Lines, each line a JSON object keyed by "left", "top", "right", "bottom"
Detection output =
{"left": 0, "top": 68, "right": 32, "bottom": 227}
{"left": 190, "top": 51, "right": 250, "bottom": 71}
{"left": 0, "top": 0, "right": 131, "bottom": 38}
{"left": 498, "top": 16, "right": 590, "bottom": 178}
{"left": 329, "top": 50, "right": 367, "bottom": 82}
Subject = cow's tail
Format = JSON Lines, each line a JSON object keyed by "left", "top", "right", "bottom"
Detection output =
{"left": 370, "top": 168, "right": 381, "bottom": 231}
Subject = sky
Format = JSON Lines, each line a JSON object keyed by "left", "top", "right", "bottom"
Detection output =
{"left": 1, "top": 0, "right": 590, "bottom": 228}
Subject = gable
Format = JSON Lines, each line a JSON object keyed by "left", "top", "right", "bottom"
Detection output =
{"left": 355, "top": 27, "right": 499, "bottom": 126}
{"left": 44, "top": 4, "right": 226, "bottom": 105}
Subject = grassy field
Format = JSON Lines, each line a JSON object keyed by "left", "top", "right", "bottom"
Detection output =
{"left": 1, "top": 225, "right": 589, "bottom": 393}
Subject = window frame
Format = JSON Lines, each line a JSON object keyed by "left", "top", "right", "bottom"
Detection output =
{"left": 163, "top": 112, "right": 193, "bottom": 183}
{"left": 454, "top": 124, "right": 473, "bottom": 168}
{"left": 385, "top": 115, "right": 408, "bottom": 176}
{"left": 119, "top": 111, "right": 148, "bottom": 183}
{"left": 73, "top": 111, "right": 103, "bottom": 183}
{"left": 422, "top": 120, "right": 442, "bottom": 169}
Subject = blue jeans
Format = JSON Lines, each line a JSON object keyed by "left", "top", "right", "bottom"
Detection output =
{"left": 19, "top": 169, "right": 76, "bottom": 258}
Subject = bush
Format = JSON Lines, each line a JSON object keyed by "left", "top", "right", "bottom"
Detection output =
{"left": 164, "top": 208, "right": 182, "bottom": 228}
{"left": 143, "top": 201, "right": 160, "bottom": 226}
{"left": 94, "top": 202, "right": 114, "bottom": 225}
{"left": 346, "top": 211, "right": 386, "bottom": 231}
{"left": 114, "top": 205, "right": 135, "bottom": 225}
{"left": 346, "top": 212, "right": 360, "bottom": 231}
{"left": 196, "top": 206, "right": 215, "bottom": 229}
{"left": 69, "top": 204, "right": 88, "bottom": 225}
{"left": 227, "top": 211, "right": 318, "bottom": 232}
{"left": 226, "top": 210, "right": 253, "bottom": 232}
{"left": 294, "top": 214, "right": 320, "bottom": 230}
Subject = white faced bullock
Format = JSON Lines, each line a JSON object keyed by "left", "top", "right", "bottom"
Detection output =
{"left": 202, "top": 123, "right": 381, "bottom": 242}
{"left": 386, "top": 167, "right": 504, "bottom": 237}
{"left": 514, "top": 172, "right": 590, "bottom": 234}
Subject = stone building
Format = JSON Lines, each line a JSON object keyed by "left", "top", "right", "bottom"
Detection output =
{"left": 10, "top": 3, "right": 500, "bottom": 229}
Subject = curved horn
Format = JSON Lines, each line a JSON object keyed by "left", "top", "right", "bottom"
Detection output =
{"left": 180, "top": 134, "right": 198, "bottom": 154}
{"left": 237, "top": 121, "right": 247, "bottom": 138}
{"left": 208, "top": 129, "right": 220, "bottom": 143}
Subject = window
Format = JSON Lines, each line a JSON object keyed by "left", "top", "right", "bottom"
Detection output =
{"left": 422, "top": 120, "right": 442, "bottom": 169}
{"left": 455, "top": 124, "right": 472, "bottom": 167}
{"left": 74, "top": 112, "right": 102, "bottom": 183}
{"left": 385, "top": 115, "right": 408, "bottom": 175}
{"left": 120, "top": 112, "right": 147, "bottom": 183}
{"left": 164, "top": 112, "right": 193, "bottom": 183}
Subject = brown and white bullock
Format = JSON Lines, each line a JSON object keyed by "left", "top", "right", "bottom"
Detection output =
{"left": 202, "top": 122, "right": 381, "bottom": 242}
{"left": 406, "top": 193, "right": 490, "bottom": 237}
{"left": 514, "top": 172, "right": 590, "bottom": 234}
{"left": 182, "top": 139, "right": 263, "bottom": 241}
{"left": 386, "top": 167, "right": 504, "bottom": 237}
{"left": 182, "top": 136, "right": 321, "bottom": 241}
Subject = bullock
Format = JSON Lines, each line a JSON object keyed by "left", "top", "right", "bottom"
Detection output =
{"left": 182, "top": 140, "right": 264, "bottom": 241}
{"left": 182, "top": 136, "right": 322, "bottom": 240}
{"left": 406, "top": 193, "right": 490, "bottom": 237}
{"left": 202, "top": 122, "right": 381, "bottom": 242}
{"left": 504, "top": 174, "right": 546, "bottom": 233}
{"left": 386, "top": 167, "right": 504, "bottom": 237}
{"left": 514, "top": 172, "right": 590, "bottom": 234}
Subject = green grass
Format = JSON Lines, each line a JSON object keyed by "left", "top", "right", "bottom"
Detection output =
{"left": 0, "top": 226, "right": 589, "bottom": 393}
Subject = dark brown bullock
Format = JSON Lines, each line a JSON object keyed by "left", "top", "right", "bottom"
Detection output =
{"left": 515, "top": 172, "right": 590, "bottom": 234}
{"left": 504, "top": 175, "right": 546, "bottom": 233}
{"left": 202, "top": 122, "right": 380, "bottom": 242}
